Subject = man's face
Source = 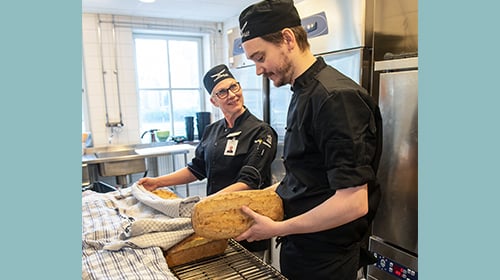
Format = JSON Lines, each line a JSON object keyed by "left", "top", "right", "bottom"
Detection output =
{"left": 210, "top": 78, "right": 244, "bottom": 114}
{"left": 242, "top": 37, "right": 293, "bottom": 87}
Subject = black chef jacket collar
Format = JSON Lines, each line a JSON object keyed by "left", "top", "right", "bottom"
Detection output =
{"left": 291, "top": 57, "right": 327, "bottom": 91}
{"left": 224, "top": 106, "right": 250, "bottom": 130}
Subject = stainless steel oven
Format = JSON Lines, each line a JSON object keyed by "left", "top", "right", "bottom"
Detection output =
{"left": 367, "top": 57, "right": 418, "bottom": 280}
{"left": 367, "top": 0, "right": 418, "bottom": 278}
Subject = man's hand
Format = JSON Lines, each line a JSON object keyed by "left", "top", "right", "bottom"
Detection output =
{"left": 235, "top": 205, "right": 281, "bottom": 242}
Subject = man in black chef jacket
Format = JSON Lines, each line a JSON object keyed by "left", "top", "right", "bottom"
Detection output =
{"left": 138, "top": 64, "right": 278, "bottom": 259}
{"left": 234, "top": 1, "right": 383, "bottom": 279}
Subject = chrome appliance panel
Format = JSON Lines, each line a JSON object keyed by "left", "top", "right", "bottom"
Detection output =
{"left": 372, "top": 58, "right": 418, "bottom": 254}
{"left": 373, "top": 0, "right": 418, "bottom": 61}
{"left": 367, "top": 236, "right": 418, "bottom": 280}
{"left": 368, "top": 57, "right": 418, "bottom": 280}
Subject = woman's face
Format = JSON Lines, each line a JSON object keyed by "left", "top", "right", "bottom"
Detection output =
{"left": 210, "top": 78, "right": 244, "bottom": 114}
{"left": 242, "top": 37, "right": 293, "bottom": 87}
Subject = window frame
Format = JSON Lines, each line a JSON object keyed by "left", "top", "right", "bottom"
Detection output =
{"left": 133, "top": 32, "right": 206, "bottom": 137}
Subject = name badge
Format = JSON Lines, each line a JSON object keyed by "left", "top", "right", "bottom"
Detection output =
{"left": 224, "top": 138, "right": 238, "bottom": 156}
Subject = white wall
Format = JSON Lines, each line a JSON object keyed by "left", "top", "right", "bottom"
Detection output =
{"left": 82, "top": 13, "right": 225, "bottom": 147}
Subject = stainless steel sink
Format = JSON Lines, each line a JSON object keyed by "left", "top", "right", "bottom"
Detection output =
{"left": 82, "top": 163, "right": 90, "bottom": 187}
{"left": 83, "top": 142, "right": 177, "bottom": 180}
{"left": 93, "top": 148, "right": 147, "bottom": 177}
{"left": 94, "top": 149, "right": 138, "bottom": 158}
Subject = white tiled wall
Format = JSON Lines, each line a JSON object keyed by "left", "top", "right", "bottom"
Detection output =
{"left": 82, "top": 13, "right": 226, "bottom": 147}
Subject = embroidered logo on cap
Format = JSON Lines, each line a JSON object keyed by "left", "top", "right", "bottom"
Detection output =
{"left": 211, "top": 68, "right": 230, "bottom": 82}
{"left": 240, "top": 21, "right": 249, "bottom": 38}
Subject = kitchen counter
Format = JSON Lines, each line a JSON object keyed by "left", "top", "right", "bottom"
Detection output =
{"left": 82, "top": 142, "right": 197, "bottom": 194}
{"left": 82, "top": 143, "right": 195, "bottom": 164}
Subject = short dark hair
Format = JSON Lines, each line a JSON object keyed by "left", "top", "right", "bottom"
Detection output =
{"left": 260, "top": 26, "right": 310, "bottom": 52}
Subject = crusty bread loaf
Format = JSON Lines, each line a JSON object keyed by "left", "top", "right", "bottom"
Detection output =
{"left": 165, "top": 233, "right": 228, "bottom": 267}
{"left": 151, "top": 188, "right": 178, "bottom": 199}
{"left": 191, "top": 189, "right": 284, "bottom": 239}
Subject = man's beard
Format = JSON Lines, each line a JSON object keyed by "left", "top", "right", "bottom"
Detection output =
{"left": 268, "top": 52, "right": 293, "bottom": 87}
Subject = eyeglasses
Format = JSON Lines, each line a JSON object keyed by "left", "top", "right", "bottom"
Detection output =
{"left": 213, "top": 82, "right": 241, "bottom": 99}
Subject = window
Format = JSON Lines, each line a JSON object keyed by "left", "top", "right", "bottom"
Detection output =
{"left": 231, "top": 66, "right": 263, "bottom": 120}
{"left": 134, "top": 34, "right": 204, "bottom": 139}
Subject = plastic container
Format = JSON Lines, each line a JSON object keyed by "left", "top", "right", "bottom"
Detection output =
{"left": 196, "top": 112, "right": 211, "bottom": 140}
{"left": 185, "top": 116, "right": 194, "bottom": 141}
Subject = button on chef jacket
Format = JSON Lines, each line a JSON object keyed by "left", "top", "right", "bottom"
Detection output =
{"left": 187, "top": 108, "right": 278, "bottom": 195}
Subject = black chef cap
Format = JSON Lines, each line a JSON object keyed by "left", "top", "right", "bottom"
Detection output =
{"left": 203, "top": 64, "right": 235, "bottom": 94}
{"left": 239, "top": 0, "right": 301, "bottom": 43}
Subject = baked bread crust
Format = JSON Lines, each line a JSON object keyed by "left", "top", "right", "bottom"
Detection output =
{"left": 150, "top": 189, "right": 228, "bottom": 267}
{"left": 165, "top": 234, "right": 228, "bottom": 267}
{"left": 151, "top": 188, "right": 178, "bottom": 199}
{"left": 191, "top": 189, "right": 284, "bottom": 239}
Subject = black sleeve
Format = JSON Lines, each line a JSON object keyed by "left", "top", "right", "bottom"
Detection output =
{"left": 316, "top": 90, "right": 378, "bottom": 189}
{"left": 237, "top": 125, "right": 278, "bottom": 189}
{"left": 187, "top": 140, "right": 208, "bottom": 180}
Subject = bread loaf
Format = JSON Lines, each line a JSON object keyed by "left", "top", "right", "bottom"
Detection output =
{"left": 151, "top": 188, "right": 178, "bottom": 199}
{"left": 192, "top": 189, "right": 284, "bottom": 239}
{"left": 165, "top": 233, "right": 228, "bottom": 267}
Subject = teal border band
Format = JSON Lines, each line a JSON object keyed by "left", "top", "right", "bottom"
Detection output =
{"left": 0, "top": 1, "right": 81, "bottom": 278}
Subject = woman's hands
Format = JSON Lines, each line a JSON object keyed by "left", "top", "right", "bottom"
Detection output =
{"left": 137, "top": 177, "right": 159, "bottom": 191}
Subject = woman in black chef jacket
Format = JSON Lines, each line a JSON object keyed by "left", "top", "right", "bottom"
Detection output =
{"left": 138, "top": 64, "right": 278, "bottom": 259}
{"left": 234, "top": 1, "right": 383, "bottom": 279}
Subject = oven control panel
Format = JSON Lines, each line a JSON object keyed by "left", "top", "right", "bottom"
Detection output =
{"left": 373, "top": 252, "right": 418, "bottom": 280}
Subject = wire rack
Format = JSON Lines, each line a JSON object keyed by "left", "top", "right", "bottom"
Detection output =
{"left": 170, "top": 239, "right": 287, "bottom": 280}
